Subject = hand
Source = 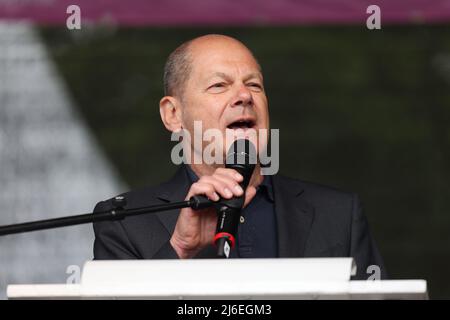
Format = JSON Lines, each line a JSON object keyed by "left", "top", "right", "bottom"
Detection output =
{"left": 170, "top": 167, "right": 259, "bottom": 259}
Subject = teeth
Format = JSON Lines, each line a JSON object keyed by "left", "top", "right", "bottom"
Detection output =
{"left": 228, "top": 120, "right": 253, "bottom": 129}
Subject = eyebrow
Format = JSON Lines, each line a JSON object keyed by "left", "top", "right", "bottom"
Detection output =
{"left": 208, "top": 72, "right": 232, "bottom": 82}
{"left": 207, "top": 72, "right": 263, "bottom": 82}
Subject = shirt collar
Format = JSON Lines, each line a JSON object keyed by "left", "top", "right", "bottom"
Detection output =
{"left": 258, "top": 174, "right": 274, "bottom": 202}
{"left": 185, "top": 165, "right": 274, "bottom": 203}
{"left": 185, "top": 164, "right": 199, "bottom": 183}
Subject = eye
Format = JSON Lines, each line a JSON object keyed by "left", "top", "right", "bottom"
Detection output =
{"left": 208, "top": 82, "right": 225, "bottom": 88}
{"left": 207, "top": 82, "right": 228, "bottom": 92}
{"left": 247, "top": 82, "right": 263, "bottom": 91}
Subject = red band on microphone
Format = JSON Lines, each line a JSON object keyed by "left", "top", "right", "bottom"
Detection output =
{"left": 213, "top": 232, "right": 235, "bottom": 248}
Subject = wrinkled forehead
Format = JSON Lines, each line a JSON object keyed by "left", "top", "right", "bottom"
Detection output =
{"left": 188, "top": 40, "right": 262, "bottom": 81}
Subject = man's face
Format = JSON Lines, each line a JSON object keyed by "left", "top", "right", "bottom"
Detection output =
{"left": 179, "top": 38, "right": 269, "bottom": 162}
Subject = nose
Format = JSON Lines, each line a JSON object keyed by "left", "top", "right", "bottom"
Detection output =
{"left": 231, "top": 84, "right": 253, "bottom": 108}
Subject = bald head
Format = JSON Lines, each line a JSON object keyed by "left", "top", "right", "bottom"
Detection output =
{"left": 163, "top": 34, "right": 261, "bottom": 98}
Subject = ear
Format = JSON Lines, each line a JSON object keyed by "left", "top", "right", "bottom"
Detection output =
{"left": 159, "top": 96, "right": 183, "bottom": 133}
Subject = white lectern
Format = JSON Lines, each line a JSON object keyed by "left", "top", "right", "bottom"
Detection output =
{"left": 7, "top": 258, "right": 428, "bottom": 299}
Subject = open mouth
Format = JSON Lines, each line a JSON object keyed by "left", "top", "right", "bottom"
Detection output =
{"left": 227, "top": 119, "right": 255, "bottom": 130}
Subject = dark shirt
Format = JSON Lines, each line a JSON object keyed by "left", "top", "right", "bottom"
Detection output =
{"left": 185, "top": 165, "right": 278, "bottom": 258}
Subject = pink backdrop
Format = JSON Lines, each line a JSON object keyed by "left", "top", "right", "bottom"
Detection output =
{"left": 0, "top": 0, "right": 449, "bottom": 26}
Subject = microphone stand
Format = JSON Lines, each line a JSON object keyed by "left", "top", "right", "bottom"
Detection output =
{"left": 0, "top": 195, "right": 213, "bottom": 237}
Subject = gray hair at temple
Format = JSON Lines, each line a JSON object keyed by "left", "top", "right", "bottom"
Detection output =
{"left": 163, "top": 40, "right": 193, "bottom": 98}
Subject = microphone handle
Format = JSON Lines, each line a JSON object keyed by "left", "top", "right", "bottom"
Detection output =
{"left": 214, "top": 204, "right": 241, "bottom": 258}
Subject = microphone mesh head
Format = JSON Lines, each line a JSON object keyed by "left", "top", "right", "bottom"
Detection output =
{"left": 225, "top": 139, "right": 257, "bottom": 188}
{"left": 225, "top": 139, "right": 257, "bottom": 167}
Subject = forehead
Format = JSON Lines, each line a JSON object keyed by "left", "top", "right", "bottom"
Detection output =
{"left": 188, "top": 40, "right": 262, "bottom": 80}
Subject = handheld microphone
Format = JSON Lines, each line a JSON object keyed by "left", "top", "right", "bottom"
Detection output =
{"left": 214, "top": 139, "right": 256, "bottom": 258}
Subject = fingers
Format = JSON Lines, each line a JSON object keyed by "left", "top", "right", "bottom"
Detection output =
{"left": 188, "top": 182, "right": 220, "bottom": 201}
{"left": 215, "top": 167, "right": 243, "bottom": 183}
{"left": 201, "top": 175, "right": 243, "bottom": 198}
{"left": 188, "top": 168, "right": 244, "bottom": 201}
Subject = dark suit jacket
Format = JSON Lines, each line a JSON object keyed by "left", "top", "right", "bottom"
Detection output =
{"left": 93, "top": 165, "right": 387, "bottom": 280}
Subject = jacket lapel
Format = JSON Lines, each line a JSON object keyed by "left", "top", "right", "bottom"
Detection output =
{"left": 154, "top": 165, "right": 191, "bottom": 234}
{"left": 153, "top": 165, "right": 217, "bottom": 258}
{"left": 272, "top": 174, "right": 315, "bottom": 257}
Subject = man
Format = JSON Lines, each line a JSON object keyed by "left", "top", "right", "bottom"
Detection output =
{"left": 93, "top": 34, "right": 386, "bottom": 280}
